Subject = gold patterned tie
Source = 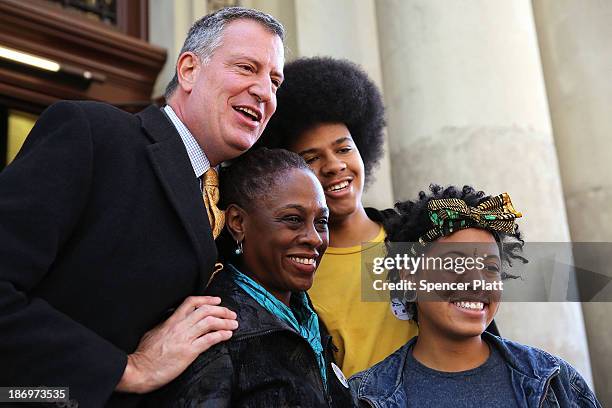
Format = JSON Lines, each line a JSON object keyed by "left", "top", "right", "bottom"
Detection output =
{"left": 202, "top": 168, "right": 225, "bottom": 239}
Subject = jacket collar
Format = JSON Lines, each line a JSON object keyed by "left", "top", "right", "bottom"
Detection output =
{"left": 205, "top": 267, "right": 298, "bottom": 339}
{"left": 137, "top": 105, "right": 217, "bottom": 293}
{"left": 353, "top": 337, "right": 414, "bottom": 407}
{"left": 207, "top": 266, "right": 335, "bottom": 351}
{"left": 483, "top": 332, "right": 560, "bottom": 406}
{"left": 355, "top": 333, "right": 560, "bottom": 407}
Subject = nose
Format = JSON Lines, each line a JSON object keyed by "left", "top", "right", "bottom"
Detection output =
{"left": 249, "top": 74, "right": 274, "bottom": 104}
{"left": 300, "top": 222, "right": 324, "bottom": 249}
{"left": 321, "top": 153, "right": 347, "bottom": 176}
{"left": 459, "top": 263, "right": 484, "bottom": 282}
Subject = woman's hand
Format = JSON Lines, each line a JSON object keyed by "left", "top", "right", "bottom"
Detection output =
{"left": 115, "top": 295, "right": 238, "bottom": 394}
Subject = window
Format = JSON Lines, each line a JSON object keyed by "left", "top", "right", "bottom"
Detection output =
{"left": 46, "top": 0, "right": 148, "bottom": 40}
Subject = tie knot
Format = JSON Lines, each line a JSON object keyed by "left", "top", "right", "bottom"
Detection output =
{"left": 202, "top": 167, "right": 224, "bottom": 239}
{"left": 203, "top": 168, "right": 219, "bottom": 188}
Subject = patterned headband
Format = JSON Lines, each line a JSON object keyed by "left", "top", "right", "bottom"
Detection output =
{"left": 389, "top": 193, "right": 522, "bottom": 321}
{"left": 408, "top": 193, "right": 522, "bottom": 256}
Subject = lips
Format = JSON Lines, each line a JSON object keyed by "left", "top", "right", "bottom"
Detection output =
{"left": 324, "top": 178, "right": 352, "bottom": 195}
{"left": 453, "top": 301, "right": 485, "bottom": 311}
{"left": 327, "top": 180, "right": 349, "bottom": 192}
{"left": 288, "top": 256, "right": 316, "bottom": 266}
{"left": 233, "top": 105, "right": 262, "bottom": 122}
{"left": 449, "top": 296, "right": 491, "bottom": 315}
{"left": 287, "top": 253, "right": 319, "bottom": 274}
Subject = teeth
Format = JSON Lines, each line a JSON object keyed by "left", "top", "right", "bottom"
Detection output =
{"left": 453, "top": 301, "right": 484, "bottom": 311}
{"left": 327, "top": 181, "right": 349, "bottom": 192}
{"left": 289, "top": 256, "right": 316, "bottom": 266}
{"left": 235, "top": 106, "right": 259, "bottom": 120}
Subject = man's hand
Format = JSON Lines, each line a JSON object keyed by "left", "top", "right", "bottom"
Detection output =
{"left": 115, "top": 296, "right": 238, "bottom": 394}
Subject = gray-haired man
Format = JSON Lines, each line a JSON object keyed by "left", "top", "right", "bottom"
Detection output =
{"left": 0, "top": 7, "right": 284, "bottom": 408}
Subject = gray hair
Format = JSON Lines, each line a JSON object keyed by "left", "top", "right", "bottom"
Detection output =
{"left": 164, "top": 7, "right": 285, "bottom": 99}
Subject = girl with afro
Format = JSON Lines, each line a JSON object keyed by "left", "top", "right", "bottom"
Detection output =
{"left": 349, "top": 185, "right": 600, "bottom": 407}
{"left": 256, "top": 57, "right": 418, "bottom": 377}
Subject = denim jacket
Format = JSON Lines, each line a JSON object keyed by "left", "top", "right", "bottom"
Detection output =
{"left": 349, "top": 332, "right": 601, "bottom": 408}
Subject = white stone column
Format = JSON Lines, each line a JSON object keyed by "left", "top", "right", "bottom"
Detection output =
{"left": 241, "top": 0, "right": 298, "bottom": 56}
{"left": 376, "top": 0, "right": 593, "bottom": 384}
{"left": 533, "top": 0, "right": 612, "bottom": 402}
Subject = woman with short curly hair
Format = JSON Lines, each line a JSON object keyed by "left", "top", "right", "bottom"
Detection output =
{"left": 349, "top": 185, "right": 600, "bottom": 408}
{"left": 257, "top": 57, "right": 418, "bottom": 378}
{"left": 149, "top": 148, "right": 354, "bottom": 407}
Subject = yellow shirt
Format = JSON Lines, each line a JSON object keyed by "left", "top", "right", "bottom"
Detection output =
{"left": 309, "top": 226, "right": 418, "bottom": 378}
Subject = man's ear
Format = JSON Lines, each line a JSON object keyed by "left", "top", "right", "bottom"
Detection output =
{"left": 176, "top": 52, "right": 200, "bottom": 93}
{"left": 225, "top": 204, "right": 247, "bottom": 242}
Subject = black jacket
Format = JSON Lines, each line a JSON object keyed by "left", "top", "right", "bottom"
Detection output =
{"left": 0, "top": 101, "right": 217, "bottom": 407}
{"left": 148, "top": 268, "right": 355, "bottom": 407}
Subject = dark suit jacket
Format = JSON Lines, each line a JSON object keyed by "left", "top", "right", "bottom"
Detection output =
{"left": 0, "top": 101, "right": 218, "bottom": 407}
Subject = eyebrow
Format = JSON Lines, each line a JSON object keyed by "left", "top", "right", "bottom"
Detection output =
{"left": 280, "top": 204, "right": 305, "bottom": 211}
{"left": 278, "top": 204, "right": 329, "bottom": 215}
{"left": 297, "top": 137, "right": 353, "bottom": 156}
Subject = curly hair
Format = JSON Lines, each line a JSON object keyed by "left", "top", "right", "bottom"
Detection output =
{"left": 385, "top": 185, "right": 527, "bottom": 277}
{"left": 219, "top": 147, "right": 311, "bottom": 212}
{"left": 256, "top": 57, "right": 386, "bottom": 183}
{"left": 383, "top": 185, "right": 527, "bottom": 323}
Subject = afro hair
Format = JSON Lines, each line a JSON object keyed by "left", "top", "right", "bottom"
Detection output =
{"left": 256, "top": 57, "right": 386, "bottom": 183}
{"left": 219, "top": 147, "right": 311, "bottom": 212}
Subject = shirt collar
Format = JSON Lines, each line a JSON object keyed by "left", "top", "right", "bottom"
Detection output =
{"left": 163, "top": 105, "right": 210, "bottom": 178}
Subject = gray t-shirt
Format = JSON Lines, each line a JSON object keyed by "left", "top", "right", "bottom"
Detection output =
{"left": 403, "top": 342, "right": 519, "bottom": 407}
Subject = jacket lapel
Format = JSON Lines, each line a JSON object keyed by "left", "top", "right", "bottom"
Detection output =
{"left": 137, "top": 105, "right": 217, "bottom": 293}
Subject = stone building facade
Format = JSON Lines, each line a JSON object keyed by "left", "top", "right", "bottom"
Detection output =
{"left": 150, "top": 0, "right": 612, "bottom": 402}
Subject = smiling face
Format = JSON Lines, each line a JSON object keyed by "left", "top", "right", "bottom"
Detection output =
{"left": 175, "top": 19, "right": 284, "bottom": 165}
{"left": 415, "top": 228, "right": 502, "bottom": 340}
{"left": 289, "top": 122, "right": 365, "bottom": 223}
{"left": 236, "top": 168, "right": 329, "bottom": 304}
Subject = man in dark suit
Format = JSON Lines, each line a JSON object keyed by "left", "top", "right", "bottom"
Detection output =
{"left": 0, "top": 7, "right": 285, "bottom": 407}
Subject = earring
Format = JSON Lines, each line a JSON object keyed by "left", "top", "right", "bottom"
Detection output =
{"left": 235, "top": 240, "right": 243, "bottom": 255}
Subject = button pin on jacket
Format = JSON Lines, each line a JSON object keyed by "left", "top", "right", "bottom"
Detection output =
{"left": 332, "top": 362, "right": 349, "bottom": 388}
{"left": 390, "top": 298, "right": 410, "bottom": 320}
